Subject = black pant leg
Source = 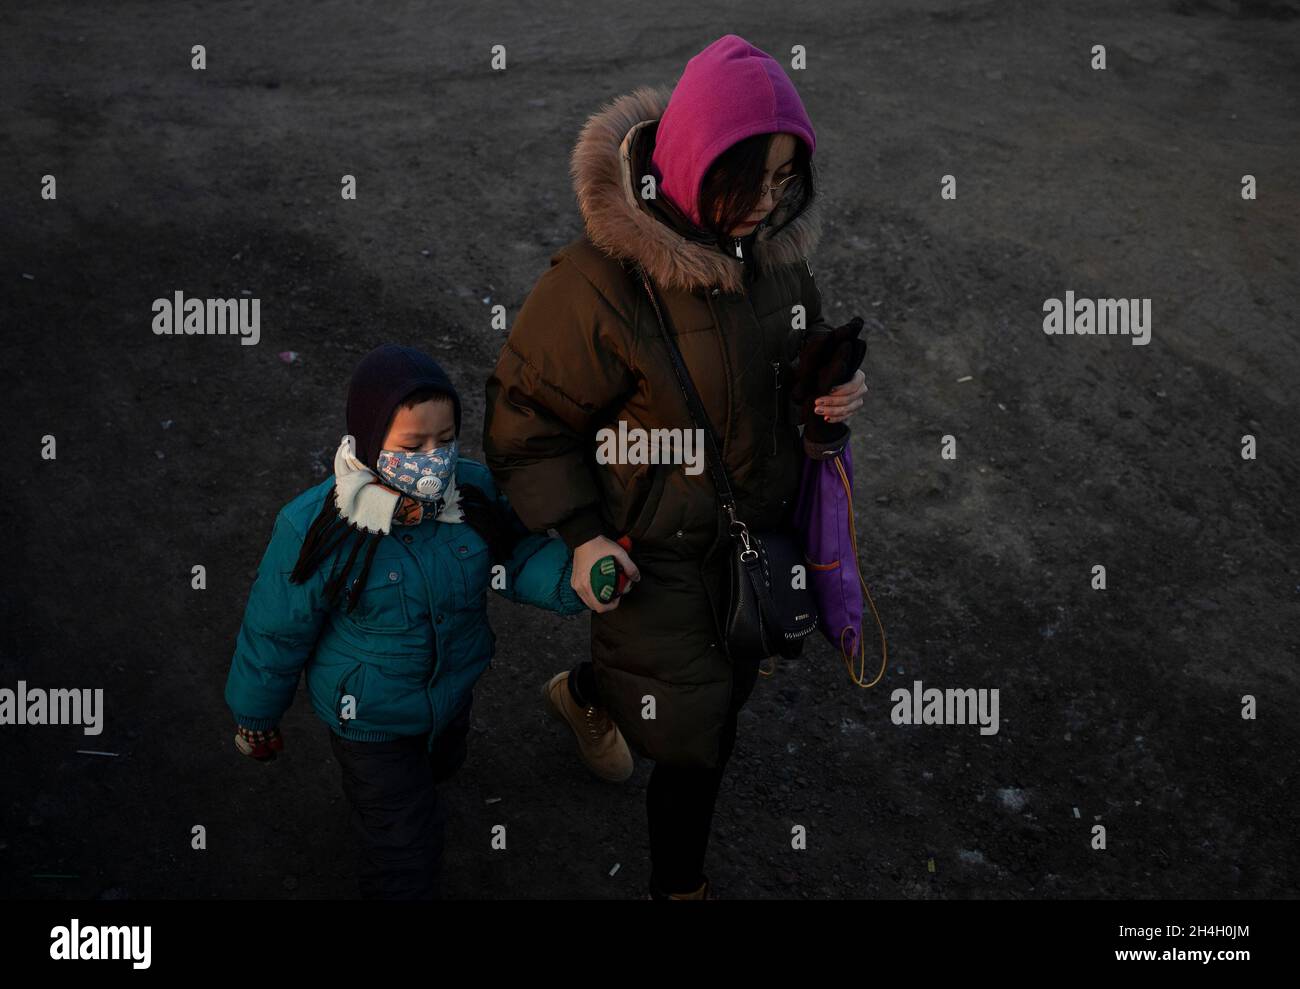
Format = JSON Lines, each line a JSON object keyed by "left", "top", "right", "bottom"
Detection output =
{"left": 329, "top": 730, "right": 446, "bottom": 899}
{"left": 567, "top": 660, "right": 600, "bottom": 708}
{"left": 645, "top": 701, "right": 742, "bottom": 896}
{"left": 429, "top": 699, "right": 473, "bottom": 784}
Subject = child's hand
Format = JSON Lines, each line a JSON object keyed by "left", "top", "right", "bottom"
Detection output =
{"left": 572, "top": 535, "right": 640, "bottom": 612}
{"left": 234, "top": 724, "right": 284, "bottom": 761}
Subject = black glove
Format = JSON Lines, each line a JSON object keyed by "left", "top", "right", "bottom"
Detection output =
{"left": 789, "top": 316, "right": 868, "bottom": 458}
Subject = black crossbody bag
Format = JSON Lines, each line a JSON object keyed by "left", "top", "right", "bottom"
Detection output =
{"left": 637, "top": 265, "right": 817, "bottom": 662}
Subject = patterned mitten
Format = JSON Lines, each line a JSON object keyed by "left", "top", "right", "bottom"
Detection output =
{"left": 234, "top": 724, "right": 284, "bottom": 760}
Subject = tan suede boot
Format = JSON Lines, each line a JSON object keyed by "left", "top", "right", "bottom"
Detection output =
{"left": 645, "top": 878, "right": 713, "bottom": 900}
{"left": 542, "top": 671, "right": 634, "bottom": 783}
{"left": 667, "top": 879, "right": 711, "bottom": 900}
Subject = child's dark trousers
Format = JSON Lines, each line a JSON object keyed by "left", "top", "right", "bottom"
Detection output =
{"left": 327, "top": 701, "right": 472, "bottom": 899}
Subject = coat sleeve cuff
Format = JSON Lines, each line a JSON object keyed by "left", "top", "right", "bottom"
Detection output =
{"left": 232, "top": 713, "right": 281, "bottom": 731}
{"left": 554, "top": 506, "right": 609, "bottom": 550}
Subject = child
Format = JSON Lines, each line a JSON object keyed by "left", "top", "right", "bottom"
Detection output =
{"left": 224, "top": 343, "right": 585, "bottom": 899}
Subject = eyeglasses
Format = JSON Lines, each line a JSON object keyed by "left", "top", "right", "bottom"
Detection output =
{"left": 759, "top": 173, "right": 800, "bottom": 200}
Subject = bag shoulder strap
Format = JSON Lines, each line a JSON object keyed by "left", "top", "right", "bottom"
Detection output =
{"left": 635, "top": 265, "right": 741, "bottom": 519}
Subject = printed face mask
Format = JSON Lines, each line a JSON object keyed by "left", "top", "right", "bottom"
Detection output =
{"left": 375, "top": 441, "right": 458, "bottom": 503}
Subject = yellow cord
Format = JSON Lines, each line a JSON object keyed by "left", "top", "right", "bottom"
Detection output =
{"left": 834, "top": 454, "right": 888, "bottom": 688}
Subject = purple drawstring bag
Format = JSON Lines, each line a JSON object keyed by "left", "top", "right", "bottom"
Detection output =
{"left": 789, "top": 316, "right": 887, "bottom": 687}
{"left": 793, "top": 443, "right": 886, "bottom": 686}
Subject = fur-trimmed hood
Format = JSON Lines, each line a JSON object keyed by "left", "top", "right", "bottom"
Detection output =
{"left": 569, "top": 85, "right": 822, "bottom": 295}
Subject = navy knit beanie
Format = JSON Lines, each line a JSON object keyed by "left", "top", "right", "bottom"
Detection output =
{"left": 346, "top": 344, "right": 462, "bottom": 470}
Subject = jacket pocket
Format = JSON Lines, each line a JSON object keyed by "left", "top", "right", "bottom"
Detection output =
{"left": 626, "top": 462, "right": 671, "bottom": 542}
{"left": 334, "top": 661, "right": 364, "bottom": 729}
{"left": 452, "top": 535, "right": 492, "bottom": 604}
{"left": 343, "top": 566, "right": 410, "bottom": 633}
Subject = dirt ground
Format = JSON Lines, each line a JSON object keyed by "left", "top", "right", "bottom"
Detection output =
{"left": 1, "top": 0, "right": 1296, "bottom": 900}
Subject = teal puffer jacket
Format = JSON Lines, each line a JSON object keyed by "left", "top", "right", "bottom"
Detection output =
{"left": 224, "top": 458, "right": 584, "bottom": 748}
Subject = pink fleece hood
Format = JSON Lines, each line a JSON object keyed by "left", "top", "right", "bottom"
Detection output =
{"left": 649, "top": 34, "right": 817, "bottom": 229}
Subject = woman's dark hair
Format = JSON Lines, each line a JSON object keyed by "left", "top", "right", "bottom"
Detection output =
{"left": 696, "top": 131, "right": 817, "bottom": 269}
{"left": 286, "top": 387, "right": 522, "bottom": 613}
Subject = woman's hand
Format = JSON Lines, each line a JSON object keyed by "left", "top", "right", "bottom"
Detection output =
{"left": 813, "top": 369, "right": 867, "bottom": 424}
{"left": 572, "top": 535, "right": 640, "bottom": 613}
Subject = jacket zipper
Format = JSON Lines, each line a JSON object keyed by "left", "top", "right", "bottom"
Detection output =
{"left": 772, "top": 361, "right": 781, "bottom": 454}
{"left": 733, "top": 235, "right": 782, "bottom": 455}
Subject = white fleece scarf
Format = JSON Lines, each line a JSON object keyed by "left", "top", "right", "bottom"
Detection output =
{"left": 332, "top": 434, "right": 464, "bottom": 535}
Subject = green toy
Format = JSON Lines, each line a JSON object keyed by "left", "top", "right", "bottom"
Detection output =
{"left": 589, "top": 535, "right": 634, "bottom": 603}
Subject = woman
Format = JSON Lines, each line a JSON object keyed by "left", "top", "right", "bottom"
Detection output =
{"left": 484, "top": 34, "right": 867, "bottom": 899}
